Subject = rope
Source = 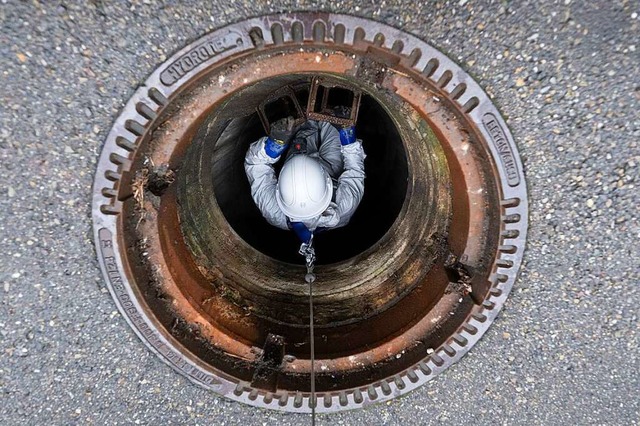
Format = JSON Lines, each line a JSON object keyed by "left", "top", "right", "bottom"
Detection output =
{"left": 309, "top": 278, "right": 316, "bottom": 425}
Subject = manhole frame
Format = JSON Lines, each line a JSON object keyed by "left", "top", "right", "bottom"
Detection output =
{"left": 92, "top": 12, "right": 528, "bottom": 413}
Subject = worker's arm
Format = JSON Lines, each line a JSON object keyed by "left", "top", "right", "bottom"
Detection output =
{"left": 334, "top": 129, "right": 366, "bottom": 228}
{"left": 317, "top": 121, "right": 344, "bottom": 178}
{"left": 244, "top": 137, "right": 289, "bottom": 230}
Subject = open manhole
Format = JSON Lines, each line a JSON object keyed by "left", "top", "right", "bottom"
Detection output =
{"left": 92, "top": 13, "right": 528, "bottom": 412}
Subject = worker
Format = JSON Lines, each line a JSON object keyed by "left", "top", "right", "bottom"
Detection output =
{"left": 244, "top": 111, "right": 366, "bottom": 254}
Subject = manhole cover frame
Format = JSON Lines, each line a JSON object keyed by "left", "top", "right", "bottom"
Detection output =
{"left": 92, "top": 12, "right": 528, "bottom": 413}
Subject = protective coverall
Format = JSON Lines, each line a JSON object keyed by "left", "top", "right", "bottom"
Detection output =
{"left": 244, "top": 120, "right": 366, "bottom": 233}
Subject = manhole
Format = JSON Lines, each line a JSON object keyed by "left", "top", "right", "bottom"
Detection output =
{"left": 92, "top": 13, "right": 528, "bottom": 413}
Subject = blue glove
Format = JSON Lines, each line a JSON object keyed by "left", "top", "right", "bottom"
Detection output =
{"left": 265, "top": 116, "right": 296, "bottom": 158}
{"left": 264, "top": 136, "right": 288, "bottom": 158}
{"left": 339, "top": 126, "right": 356, "bottom": 146}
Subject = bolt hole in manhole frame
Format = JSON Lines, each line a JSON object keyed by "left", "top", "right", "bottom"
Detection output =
{"left": 92, "top": 13, "right": 528, "bottom": 413}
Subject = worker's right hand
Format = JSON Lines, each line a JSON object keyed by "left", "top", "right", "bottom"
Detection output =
{"left": 339, "top": 126, "right": 356, "bottom": 146}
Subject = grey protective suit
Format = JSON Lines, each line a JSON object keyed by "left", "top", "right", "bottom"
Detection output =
{"left": 244, "top": 120, "right": 366, "bottom": 232}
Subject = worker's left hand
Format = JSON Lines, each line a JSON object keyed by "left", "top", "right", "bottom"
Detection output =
{"left": 265, "top": 116, "right": 296, "bottom": 158}
{"left": 270, "top": 116, "right": 296, "bottom": 144}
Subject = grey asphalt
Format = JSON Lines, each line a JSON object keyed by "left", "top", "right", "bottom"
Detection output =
{"left": 1, "top": 0, "right": 638, "bottom": 425}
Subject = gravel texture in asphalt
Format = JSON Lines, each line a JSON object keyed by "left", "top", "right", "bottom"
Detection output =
{"left": 1, "top": 1, "right": 638, "bottom": 424}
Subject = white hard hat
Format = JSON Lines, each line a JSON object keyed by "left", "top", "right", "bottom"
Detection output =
{"left": 276, "top": 155, "right": 333, "bottom": 221}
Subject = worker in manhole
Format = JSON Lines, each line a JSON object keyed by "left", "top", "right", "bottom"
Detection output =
{"left": 244, "top": 107, "right": 366, "bottom": 278}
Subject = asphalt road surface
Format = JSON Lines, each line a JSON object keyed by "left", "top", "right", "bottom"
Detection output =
{"left": 1, "top": 1, "right": 638, "bottom": 424}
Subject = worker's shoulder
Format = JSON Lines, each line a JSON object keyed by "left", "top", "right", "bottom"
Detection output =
{"left": 315, "top": 120, "right": 340, "bottom": 135}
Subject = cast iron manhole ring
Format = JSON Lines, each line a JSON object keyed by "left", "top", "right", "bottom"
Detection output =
{"left": 92, "top": 13, "right": 528, "bottom": 413}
